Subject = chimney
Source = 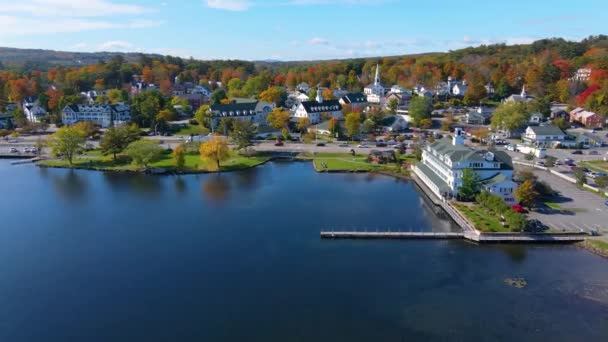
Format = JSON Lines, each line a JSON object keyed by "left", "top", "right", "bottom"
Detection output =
{"left": 453, "top": 128, "right": 464, "bottom": 146}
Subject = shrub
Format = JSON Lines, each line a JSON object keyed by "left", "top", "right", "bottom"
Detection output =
{"left": 189, "top": 119, "right": 199, "bottom": 125}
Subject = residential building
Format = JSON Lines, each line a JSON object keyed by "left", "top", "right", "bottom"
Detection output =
{"left": 0, "top": 114, "right": 13, "bottom": 129}
{"left": 529, "top": 112, "right": 544, "bottom": 125}
{"left": 209, "top": 100, "right": 274, "bottom": 129}
{"left": 339, "top": 92, "right": 367, "bottom": 111}
{"left": 293, "top": 90, "right": 342, "bottom": 124}
{"left": 570, "top": 107, "right": 604, "bottom": 128}
{"left": 381, "top": 114, "right": 409, "bottom": 132}
{"left": 571, "top": 68, "right": 592, "bottom": 82}
{"left": 504, "top": 85, "right": 535, "bottom": 103}
{"left": 81, "top": 90, "right": 108, "bottom": 104}
{"left": 384, "top": 92, "right": 411, "bottom": 109}
{"left": 22, "top": 96, "right": 48, "bottom": 123}
{"left": 485, "top": 83, "right": 495, "bottom": 95}
{"left": 61, "top": 103, "right": 131, "bottom": 128}
{"left": 464, "top": 106, "right": 494, "bottom": 125}
{"left": 435, "top": 77, "right": 467, "bottom": 97}
{"left": 413, "top": 128, "right": 517, "bottom": 204}
{"left": 522, "top": 125, "right": 567, "bottom": 147}
{"left": 333, "top": 88, "right": 349, "bottom": 99}
{"left": 296, "top": 82, "right": 311, "bottom": 94}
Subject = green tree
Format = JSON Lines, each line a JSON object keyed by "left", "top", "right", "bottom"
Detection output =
{"left": 125, "top": 139, "right": 163, "bottom": 168}
{"left": 173, "top": 144, "right": 186, "bottom": 170}
{"left": 210, "top": 89, "right": 228, "bottom": 106}
{"left": 199, "top": 135, "right": 230, "bottom": 172}
{"left": 491, "top": 102, "right": 530, "bottom": 132}
{"left": 595, "top": 176, "right": 608, "bottom": 189}
{"left": 107, "top": 89, "right": 129, "bottom": 104}
{"left": 230, "top": 120, "right": 257, "bottom": 150}
{"left": 514, "top": 179, "right": 538, "bottom": 209}
{"left": 458, "top": 168, "right": 481, "bottom": 201}
{"left": 387, "top": 98, "right": 398, "bottom": 113}
{"left": 344, "top": 112, "right": 361, "bottom": 139}
{"left": 409, "top": 97, "right": 432, "bottom": 127}
{"left": 574, "top": 168, "right": 587, "bottom": 186}
{"left": 132, "top": 90, "right": 164, "bottom": 128}
{"left": 48, "top": 126, "right": 86, "bottom": 165}
{"left": 505, "top": 211, "right": 528, "bottom": 232}
{"left": 100, "top": 126, "right": 128, "bottom": 161}
{"left": 194, "top": 105, "right": 213, "bottom": 129}
{"left": 553, "top": 117, "right": 569, "bottom": 130}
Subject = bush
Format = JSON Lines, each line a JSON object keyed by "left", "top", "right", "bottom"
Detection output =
{"left": 189, "top": 119, "right": 199, "bottom": 125}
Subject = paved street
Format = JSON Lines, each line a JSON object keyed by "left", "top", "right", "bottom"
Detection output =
{"left": 518, "top": 166, "right": 608, "bottom": 234}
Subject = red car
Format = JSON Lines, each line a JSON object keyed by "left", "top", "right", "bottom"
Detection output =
{"left": 511, "top": 205, "right": 528, "bottom": 213}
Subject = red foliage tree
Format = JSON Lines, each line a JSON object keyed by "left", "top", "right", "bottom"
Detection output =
{"left": 576, "top": 84, "right": 600, "bottom": 106}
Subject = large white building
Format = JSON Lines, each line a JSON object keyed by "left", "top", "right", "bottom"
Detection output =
{"left": 22, "top": 96, "right": 47, "bottom": 123}
{"left": 61, "top": 103, "right": 131, "bottom": 128}
{"left": 209, "top": 100, "right": 274, "bottom": 129}
{"left": 413, "top": 128, "right": 518, "bottom": 204}
{"left": 293, "top": 90, "right": 342, "bottom": 124}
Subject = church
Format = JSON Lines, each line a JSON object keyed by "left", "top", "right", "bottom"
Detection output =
{"left": 505, "top": 85, "right": 535, "bottom": 103}
{"left": 364, "top": 64, "right": 386, "bottom": 103}
{"left": 293, "top": 89, "right": 343, "bottom": 124}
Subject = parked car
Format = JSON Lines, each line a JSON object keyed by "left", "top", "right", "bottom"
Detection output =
{"left": 571, "top": 150, "right": 583, "bottom": 155}
{"left": 9, "top": 147, "right": 18, "bottom": 153}
{"left": 555, "top": 160, "right": 564, "bottom": 166}
{"left": 316, "top": 142, "right": 326, "bottom": 147}
{"left": 376, "top": 142, "right": 387, "bottom": 147}
{"left": 511, "top": 205, "right": 528, "bottom": 213}
{"left": 535, "top": 161, "right": 545, "bottom": 167}
{"left": 357, "top": 144, "right": 369, "bottom": 148}
{"left": 526, "top": 219, "right": 548, "bottom": 233}
{"left": 563, "top": 158, "right": 575, "bottom": 165}
{"left": 589, "top": 150, "right": 599, "bottom": 155}
{"left": 274, "top": 141, "right": 284, "bottom": 146}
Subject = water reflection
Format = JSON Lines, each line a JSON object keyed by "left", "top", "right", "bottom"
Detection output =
{"left": 499, "top": 245, "right": 528, "bottom": 263}
{"left": 233, "top": 167, "right": 260, "bottom": 192}
{"left": 202, "top": 174, "right": 231, "bottom": 203}
{"left": 49, "top": 170, "right": 88, "bottom": 201}
{"left": 102, "top": 172, "right": 163, "bottom": 197}
{"left": 174, "top": 176, "right": 187, "bottom": 196}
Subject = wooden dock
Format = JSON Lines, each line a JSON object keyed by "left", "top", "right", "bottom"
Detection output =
{"left": 320, "top": 231, "right": 464, "bottom": 240}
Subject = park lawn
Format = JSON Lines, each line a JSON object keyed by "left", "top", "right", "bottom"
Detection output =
{"left": 302, "top": 152, "right": 416, "bottom": 173}
{"left": 589, "top": 239, "right": 608, "bottom": 253}
{"left": 452, "top": 203, "right": 511, "bottom": 232}
{"left": 581, "top": 160, "right": 608, "bottom": 173}
{"left": 40, "top": 149, "right": 270, "bottom": 173}
{"left": 171, "top": 124, "right": 207, "bottom": 136}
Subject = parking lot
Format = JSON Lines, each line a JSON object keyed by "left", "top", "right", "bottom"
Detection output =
{"left": 522, "top": 167, "right": 608, "bottom": 234}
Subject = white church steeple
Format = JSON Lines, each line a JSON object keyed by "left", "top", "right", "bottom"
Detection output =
{"left": 374, "top": 64, "right": 381, "bottom": 86}
{"left": 521, "top": 84, "right": 527, "bottom": 97}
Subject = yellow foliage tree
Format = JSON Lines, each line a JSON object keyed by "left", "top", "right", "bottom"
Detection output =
{"left": 199, "top": 136, "right": 230, "bottom": 172}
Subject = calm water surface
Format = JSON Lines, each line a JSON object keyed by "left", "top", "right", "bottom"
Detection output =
{"left": 0, "top": 160, "right": 607, "bottom": 341}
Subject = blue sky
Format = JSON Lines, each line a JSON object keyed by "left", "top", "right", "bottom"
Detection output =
{"left": 0, "top": 0, "right": 606, "bottom": 61}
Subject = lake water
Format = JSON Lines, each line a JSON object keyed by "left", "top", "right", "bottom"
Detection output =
{"left": 0, "top": 160, "right": 607, "bottom": 341}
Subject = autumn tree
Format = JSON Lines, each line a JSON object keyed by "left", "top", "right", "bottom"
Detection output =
{"left": 297, "top": 117, "right": 311, "bottom": 133}
{"left": 327, "top": 117, "right": 339, "bottom": 135}
{"left": 266, "top": 108, "right": 291, "bottom": 130}
{"left": 344, "top": 112, "right": 361, "bottom": 139}
{"left": 200, "top": 136, "right": 230, "bottom": 172}
{"left": 230, "top": 120, "right": 256, "bottom": 150}
{"left": 515, "top": 179, "right": 539, "bottom": 209}
{"left": 173, "top": 144, "right": 186, "bottom": 170}
{"left": 48, "top": 126, "right": 86, "bottom": 165}
{"left": 100, "top": 126, "right": 128, "bottom": 161}
{"left": 322, "top": 88, "right": 335, "bottom": 100}
{"left": 194, "top": 105, "right": 212, "bottom": 129}
{"left": 72, "top": 121, "right": 98, "bottom": 138}
{"left": 259, "top": 86, "right": 286, "bottom": 106}
{"left": 490, "top": 102, "right": 530, "bottom": 132}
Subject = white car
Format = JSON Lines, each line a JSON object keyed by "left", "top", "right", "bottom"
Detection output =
{"left": 357, "top": 144, "right": 369, "bottom": 148}
{"left": 9, "top": 147, "right": 18, "bottom": 153}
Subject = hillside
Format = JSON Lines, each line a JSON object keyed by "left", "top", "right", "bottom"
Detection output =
{"left": 0, "top": 47, "right": 163, "bottom": 70}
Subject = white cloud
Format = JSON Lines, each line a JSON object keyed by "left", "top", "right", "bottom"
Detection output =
{"left": 309, "top": 37, "right": 330, "bottom": 45}
{"left": 206, "top": 0, "right": 251, "bottom": 11}
{"left": 0, "top": 0, "right": 151, "bottom": 17}
{"left": 0, "top": 16, "right": 163, "bottom": 36}
{"left": 97, "top": 40, "right": 134, "bottom": 51}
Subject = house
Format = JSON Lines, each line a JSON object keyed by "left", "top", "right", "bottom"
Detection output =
{"left": 465, "top": 106, "right": 494, "bottom": 125}
{"left": 381, "top": 115, "right": 409, "bottom": 132}
{"left": 435, "top": 77, "right": 467, "bottom": 97}
{"left": 413, "top": 128, "right": 518, "bottom": 204}
{"left": 571, "top": 68, "right": 592, "bottom": 82}
{"left": 61, "top": 103, "right": 131, "bottom": 128}
{"left": 81, "top": 90, "right": 108, "bottom": 104}
{"left": 364, "top": 64, "right": 385, "bottom": 99}
{"left": 209, "top": 101, "right": 274, "bottom": 129}
{"left": 339, "top": 92, "right": 367, "bottom": 111}
{"left": 505, "top": 85, "right": 535, "bottom": 103}
{"left": 333, "top": 88, "right": 349, "bottom": 99}
{"left": 570, "top": 107, "right": 604, "bottom": 128}
{"left": 22, "top": 96, "right": 48, "bottom": 123}
{"left": 178, "top": 93, "right": 208, "bottom": 111}
{"left": 293, "top": 90, "right": 342, "bottom": 124}
{"left": 296, "top": 82, "right": 311, "bottom": 94}
{"left": 529, "top": 113, "right": 544, "bottom": 125}
{"left": 384, "top": 92, "right": 410, "bottom": 109}
{"left": 368, "top": 150, "right": 396, "bottom": 164}
{"left": 390, "top": 85, "right": 412, "bottom": 95}
{"left": 130, "top": 81, "right": 158, "bottom": 97}
{"left": 522, "top": 125, "right": 567, "bottom": 147}
{"left": 485, "top": 83, "right": 495, "bottom": 95}
{"left": 0, "top": 114, "right": 13, "bottom": 129}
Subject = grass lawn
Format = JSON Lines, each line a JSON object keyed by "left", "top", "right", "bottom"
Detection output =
{"left": 171, "top": 124, "right": 207, "bottom": 136}
{"left": 300, "top": 152, "right": 416, "bottom": 174}
{"left": 581, "top": 160, "right": 608, "bottom": 173}
{"left": 589, "top": 239, "right": 608, "bottom": 253}
{"left": 39, "top": 149, "right": 270, "bottom": 173}
{"left": 544, "top": 202, "right": 562, "bottom": 210}
{"left": 452, "top": 203, "right": 511, "bottom": 232}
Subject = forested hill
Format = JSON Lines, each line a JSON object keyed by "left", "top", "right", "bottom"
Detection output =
{"left": 0, "top": 47, "right": 163, "bottom": 70}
